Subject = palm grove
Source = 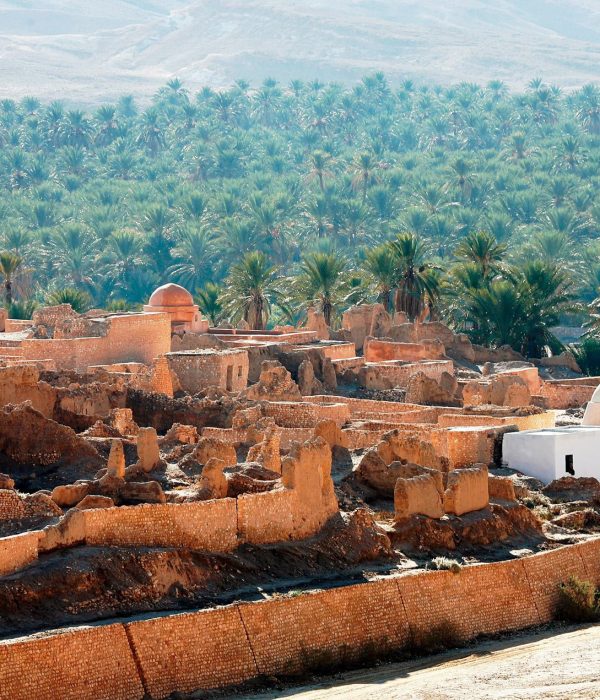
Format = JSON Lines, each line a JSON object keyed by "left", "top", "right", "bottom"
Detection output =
{"left": 1, "top": 74, "right": 600, "bottom": 363}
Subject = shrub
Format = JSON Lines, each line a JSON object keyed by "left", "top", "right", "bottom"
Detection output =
{"left": 570, "top": 337, "right": 600, "bottom": 377}
{"left": 6, "top": 299, "right": 38, "bottom": 319}
{"left": 431, "top": 556, "right": 462, "bottom": 573}
{"left": 45, "top": 287, "right": 91, "bottom": 313}
{"left": 556, "top": 576, "right": 600, "bottom": 622}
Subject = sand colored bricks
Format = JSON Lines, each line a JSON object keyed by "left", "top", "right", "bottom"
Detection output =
{"left": 0, "top": 623, "right": 144, "bottom": 700}
{"left": 364, "top": 336, "right": 446, "bottom": 362}
{"left": 126, "top": 607, "right": 256, "bottom": 697}
{"left": 444, "top": 465, "right": 489, "bottom": 516}
{"left": 166, "top": 348, "right": 248, "bottom": 393}
{"left": 242, "top": 578, "right": 409, "bottom": 677}
{"left": 84, "top": 500, "right": 239, "bottom": 550}
{"left": 0, "top": 298, "right": 598, "bottom": 699}
{"left": 394, "top": 474, "right": 444, "bottom": 519}
{"left": 0, "top": 531, "right": 38, "bottom": 576}
{"left": 2, "top": 540, "right": 600, "bottom": 700}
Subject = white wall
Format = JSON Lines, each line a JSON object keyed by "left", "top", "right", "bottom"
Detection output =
{"left": 502, "top": 427, "right": 600, "bottom": 484}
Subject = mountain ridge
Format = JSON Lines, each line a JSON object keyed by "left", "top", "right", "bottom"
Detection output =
{"left": 1, "top": 0, "right": 600, "bottom": 104}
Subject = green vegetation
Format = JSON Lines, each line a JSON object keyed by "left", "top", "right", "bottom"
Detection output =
{"left": 1, "top": 75, "right": 600, "bottom": 352}
{"left": 556, "top": 576, "right": 600, "bottom": 622}
{"left": 431, "top": 556, "right": 463, "bottom": 573}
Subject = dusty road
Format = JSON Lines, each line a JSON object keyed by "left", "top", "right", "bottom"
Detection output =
{"left": 239, "top": 624, "right": 600, "bottom": 699}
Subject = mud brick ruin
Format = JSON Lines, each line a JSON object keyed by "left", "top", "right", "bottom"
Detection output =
{"left": 1, "top": 285, "right": 600, "bottom": 699}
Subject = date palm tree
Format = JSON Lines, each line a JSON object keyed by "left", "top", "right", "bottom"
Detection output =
{"left": 389, "top": 233, "right": 439, "bottom": 321}
{"left": 0, "top": 251, "right": 22, "bottom": 306}
{"left": 362, "top": 244, "right": 396, "bottom": 310}
{"left": 295, "top": 251, "right": 347, "bottom": 326}
{"left": 454, "top": 230, "right": 507, "bottom": 280}
{"left": 221, "top": 251, "right": 285, "bottom": 330}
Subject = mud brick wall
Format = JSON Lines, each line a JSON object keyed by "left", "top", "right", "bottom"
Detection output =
{"left": 437, "top": 412, "right": 555, "bottom": 431}
{"left": 201, "top": 426, "right": 315, "bottom": 448}
{"left": 125, "top": 607, "right": 256, "bottom": 697}
{"left": 312, "top": 342, "right": 356, "bottom": 360}
{"left": 521, "top": 543, "right": 589, "bottom": 620}
{"left": 364, "top": 338, "right": 444, "bottom": 362}
{"left": 331, "top": 356, "right": 365, "bottom": 372}
{"left": 361, "top": 360, "right": 454, "bottom": 390}
{"left": 539, "top": 381, "right": 596, "bottom": 409}
{"left": 262, "top": 401, "right": 350, "bottom": 428}
{"left": 240, "top": 578, "right": 408, "bottom": 677}
{"left": 0, "top": 365, "right": 57, "bottom": 415}
{"left": 398, "top": 558, "right": 539, "bottom": 641}
{"left": 84, "top": 500, "right": 238, "bottom": 551}
{"left": 445, "top": 427, "right": 498, "bottom": 467}
{"left": 237, "top": 488, "right": 295, "bottom": 544}
{"left": 19, "top": 313, "right": 171, "bottom": 371}
{"left": 0, "top": 531, "right": 38, "bottom": 576}
{"left": 2, "top": 539, "right": 600, "bottom": 700}
{"left": 0, "top": 490, "right": 25, "bottom": 520}
{"left": 166, "top": 348, "right": 249, "bottom": 393}
{"left": 0, "top": 623, "right": 144, "bottom": 700}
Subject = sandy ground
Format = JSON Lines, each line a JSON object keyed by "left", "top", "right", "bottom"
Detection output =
{"left": 239, "top": 624, "right": 600, "bottom": 700}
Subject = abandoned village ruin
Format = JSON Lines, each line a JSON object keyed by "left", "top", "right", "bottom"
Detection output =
{"left": 0, "top": 282, "right": 600, "bottom": 699}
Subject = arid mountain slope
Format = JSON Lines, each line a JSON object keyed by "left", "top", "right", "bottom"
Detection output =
{"left": 1, "top": 0, "right": 600, "bottom": 104}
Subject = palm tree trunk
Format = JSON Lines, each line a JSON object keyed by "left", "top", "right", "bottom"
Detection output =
{"left": 4, "top": 278, "right": 11, "bottom": 306}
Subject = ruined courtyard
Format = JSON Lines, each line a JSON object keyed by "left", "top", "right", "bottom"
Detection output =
{"left": 0, "top": 285, "right": 600, "bottom": 699}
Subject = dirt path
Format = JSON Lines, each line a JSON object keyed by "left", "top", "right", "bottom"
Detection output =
{"left": 239, "top": 624, "right": 600, "bottom": 699}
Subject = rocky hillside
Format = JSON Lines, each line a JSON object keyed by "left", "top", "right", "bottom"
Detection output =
{"left": 1, "top": 0, "right": 600, "bottom": 103}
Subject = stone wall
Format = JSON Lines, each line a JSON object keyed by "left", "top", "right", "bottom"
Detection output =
{"left": 0, "top": 490, "right": 26, "bottom": 520}
{"left": 2, "top": 538, "right": 599, "bottom": 700}
{"left": 437, "top": 411, "right": 555, "bottom": 431}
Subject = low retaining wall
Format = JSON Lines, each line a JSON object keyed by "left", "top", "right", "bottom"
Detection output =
{"left": 1, "top": 538, "right": 599, "bottom": 700}
{"left": 0, "top": 531, "right": 38, "bottom": 576}
{"left": 437, "top": 411, "right": 555, "bottom": 431}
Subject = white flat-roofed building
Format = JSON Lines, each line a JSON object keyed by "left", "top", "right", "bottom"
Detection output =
{"left": 502, "top": 426, "right": 600, "bottom": 484}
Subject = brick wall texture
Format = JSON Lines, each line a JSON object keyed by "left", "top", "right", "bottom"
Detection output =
{"left": 1, "top": 538, "right": 600, "bottom": 700}
{"left": 0, "top": 531, "right": 38, "bottom": 576}
{"left": 19, "top": 313, "right": 171, "bottom": 371}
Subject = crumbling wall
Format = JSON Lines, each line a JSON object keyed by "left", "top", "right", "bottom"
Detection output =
{"left": 394, "top": 474, "right": 444, "bottom": 519}
{"left": 0, "top": 365, "right": 56, "bottom": 416}
{"left": 359, "top": 360, "right": 454, "bottom": 390}
{"left": 237, "top": 488, "right": 295, "bottom": 544}
{"left": 166, "top": 348, "right": 249, "bottom": 393}
{"left": 539, "top": 381, "right": 596, "bottom": 409}
{"left": 0, "top": 489, "right": 26, "bottom": 520}
{"left": 444, "top": 465, "right": 489, "bottom": 516}
{"left": 0, "top": 403, "right": 101, "bottom": 474}
{"left": 261, "top": 401, "right": 350, "bottom": 428}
